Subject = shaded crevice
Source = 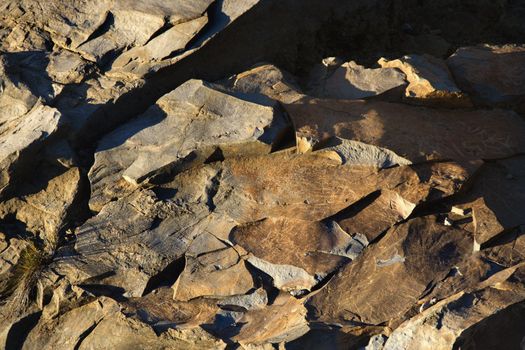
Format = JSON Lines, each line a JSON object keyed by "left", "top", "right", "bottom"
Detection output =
{"left": 73, "top": 319, "right": 102, "bottom": 350}
{"left": 77, "top": 11, "right": 114, "bottom": 48}
{"left": 141, "top": 256, "right": 185, "bottom": 296}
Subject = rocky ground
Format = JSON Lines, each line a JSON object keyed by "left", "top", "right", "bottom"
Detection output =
{"left": 1, "top": 0, "right": 525, "bottom": 349}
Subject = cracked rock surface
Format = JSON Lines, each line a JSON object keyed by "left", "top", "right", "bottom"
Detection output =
{"left": 1, "top": 0, "right": 525, "bottom": 349}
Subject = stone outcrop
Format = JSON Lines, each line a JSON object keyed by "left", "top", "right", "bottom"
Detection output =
{"left": 2, "top": 1, "right": 525, "bottom": 348}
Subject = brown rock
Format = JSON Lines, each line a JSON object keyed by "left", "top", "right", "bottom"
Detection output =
{"left": 173, "top": 247, "right": 255, "bottom": 301}
{"left": 284, "top": 98, "right": 525, "bottom": 160}
{"left": 308, "top": 60, "right": 407, "bottom": 100}
{"left": 384, "top": 265, "right": 525, "bottom": 350}
{"left": 234, "top": 293, "right": 309, "bottom": 345}
{"left": 307, "top": 216, "right": 474, "bottom": 325}
{"left": 449, "top": 155, "right": 525, "bottom": 245}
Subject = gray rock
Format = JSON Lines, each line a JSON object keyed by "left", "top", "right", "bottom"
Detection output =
{"left": 88, "top": 79, "right": 289, "bottom": 211}
{"left": 308, "top": 60, "right": 407, "bottom": 100}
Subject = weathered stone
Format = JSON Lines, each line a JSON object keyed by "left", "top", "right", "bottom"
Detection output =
{"left": 308, "top": 60, "right": 407, "bottom": 100}
{"left": 218, "top": 288, "right": 268, "bottom": 311}
{"left": 0, "top": 167, "right": 81, "bottom": 238}
{"left": 284, "top": 98, "right": 525, "bottom": 159}
{"left": 449, "top": 155, "right": 525, "bottom": 245}
{"left": 231, "top": 217, "right": 356, "bottom": 291}
{"left": 233, "top": 293, "right": 309, "bottom": 346}
{"left": 0, "top": 102, "right": 63, "bottom": 197}
{"left": 173, "top": 247, "right": 255, "bottom": 301}
{"left": 89, "top": 79, "right": 289, "bottom": 211}
{"left": 379, "top": 54, "right": 470, "bottom": 106}
{"left": 335, "top": 161, "right": 480, "bottom": 242}
{"left": 384, "top": 265, "right": 525, "bottom": 350}
{"left": 308, "top": 216, "right": 474, "bottom": 325}
{"left": 227, "top": 63, "right": 304, "bottom": 104}
{"left": 447, "top": 44, "right": 525, "bottom": 111}
{"left": 319, "top": 137, "right": 411, "bottom": 168}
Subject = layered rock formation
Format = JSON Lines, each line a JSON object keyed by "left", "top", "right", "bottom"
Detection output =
{"left": 1, "top": 0, "right": 525, "bottom": 349}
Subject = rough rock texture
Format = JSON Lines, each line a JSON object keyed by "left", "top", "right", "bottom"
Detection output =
{"left": 447, "top": 44, "right": 525, "bottom": 112}
{"left": 308, "top": 60, "right": 407, "bottom": 100}
{"left": 285, "top": 98, "right": 525, "bottom": 157}
{"left": 2, "top": 1, "right": 525, "bottom": 349}
{"left": 378, "top": 54, "right": 471, "bottom": 106}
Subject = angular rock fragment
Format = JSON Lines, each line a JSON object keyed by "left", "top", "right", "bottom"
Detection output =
{"left": 307, "top": 216, "right": 474, "bottom": 325}
{"left": 89, "top": 79, "right": 289, "bottom": 211}
{"left": 449, "top": 155, "right": 525, "bottom": 245}
{"left": 231, "top": 217, "right": 358, "bottom": 291}
{"left": 318, "top": 138, "right": 411, "bottom": 168}
{"left": 0, "top": 103, "right": 63, "bottom": 197}
{"left": 218, "top": 288, "right": 268, "bottom": 311}
{"left": 384, "top": 265, "right": 525, "bottom": 350}
{"left": 173, "top": 247, "right": 255, "bottom": 301}
{"left": 447, "top": 44, "right": 525, "bottom": 111}
{"left": 378, "top": 54, "right": 470, "bottom": 106}
{"left": 227, "top": 63, "right": 304, "bottom": 104}
{"left": 284, "top": 98, "right": 525, "bottom": 159}
{"left": 233, "top": 293, "right": 309, "bottom": 346}
{"left": 308, "top": 60, "right": 407, "bottom": 100}
{"left": 335, "top": 161, "right": 480, "bottom": 242}
{"left": 0, "top": 167, "right": 81, "bottom": 238}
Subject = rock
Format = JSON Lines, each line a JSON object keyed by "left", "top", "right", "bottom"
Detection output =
{"left": 227, "top": 63, "right": 304, "bottom": 104}
{"left": 447, "top": 44, "right": 525, "bottom": 111}
{"left": 0, "top": 167, "right": 81, "bottom": 238}
{"left": 23, "top": 296, "right": 226, "bottom": 350}
{"left": 307, "top": 216, "right": 474, "bottom": 326}
{"left": 233, "top": 293, "right": 309, "bottom": 346}
{"left": 218, "top": 288, "right": 268, "bottom": 311}
{"left": 0, "top": 102, "right": 63, "bottom": 197}
{"left": 88, "top": 79, "right": 289, "bottom": 211}
{"left": 383, "top": 265, "right": 525, "bottom": 350}
{"left": 308, "top": 60, "right": 407, "bottom": 100}
{"left": 334, "top": 161, "right": 480, "bottom": 242}
{"left": 449, "top": 155, "right": 525, "bottom": 245}
{"left": 173, "top": 247, "right": 255, "bottom": 301}
{"left": 378, "top": 54, "right": 470, "bottom": 106}
{"left": 124, "top": 287, "right": 220, "bottom": 329}
{"left": 284, "top": 98, "right": 525, "bottom": 159}
{"left": 319, "top": 138, "right": 411, "bottom": 168}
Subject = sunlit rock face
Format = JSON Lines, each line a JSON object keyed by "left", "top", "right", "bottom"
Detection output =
{"left": 1, "top": 0, "right": 525, "bottom": 349}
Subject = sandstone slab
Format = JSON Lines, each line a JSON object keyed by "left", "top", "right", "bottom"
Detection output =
{"left": 307, "top": 216, "right": 474, "bottom": 325}
{"left": 284, "top": 98, "right": 525, "bottom": 160}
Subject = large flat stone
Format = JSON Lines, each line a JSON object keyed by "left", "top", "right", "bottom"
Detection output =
{"left": 284, "top": 98, "right": 525, "bottom": 160}
{"left": 307, "top": 216, "right": 474, "bottom": 325}
{"left": 88, "top": 79, "right": 289, "bottom": 211}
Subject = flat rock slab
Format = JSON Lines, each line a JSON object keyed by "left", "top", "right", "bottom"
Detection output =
{"left": 284, "top": 98, "right": 525, "bottom": 160}
{"left": 307, "top": 216, "right": 474, "bottom": 325}
{"left": 447, "top": 44, "right": 525, "bottom": 110}
{"left": 173, "top": 247, "right": 255, "bottom": 301}
{"left": 89, "top": 79, "right": 289, "bottom": 211}
{"left": 379, "top": 54, "right": 470, "bottom": 107}
{"left": 308, "top": 60, "right": 407, "bottom": 100}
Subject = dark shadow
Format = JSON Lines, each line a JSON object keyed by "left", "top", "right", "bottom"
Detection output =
{"left": 141, "top": 256, "right": 185, "bottom": 296}
{"left": 5, "top": 311, "right": 42, "bottom": 350}
{"left": 453, "top": 301, "right": 525, "bottom": 350}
